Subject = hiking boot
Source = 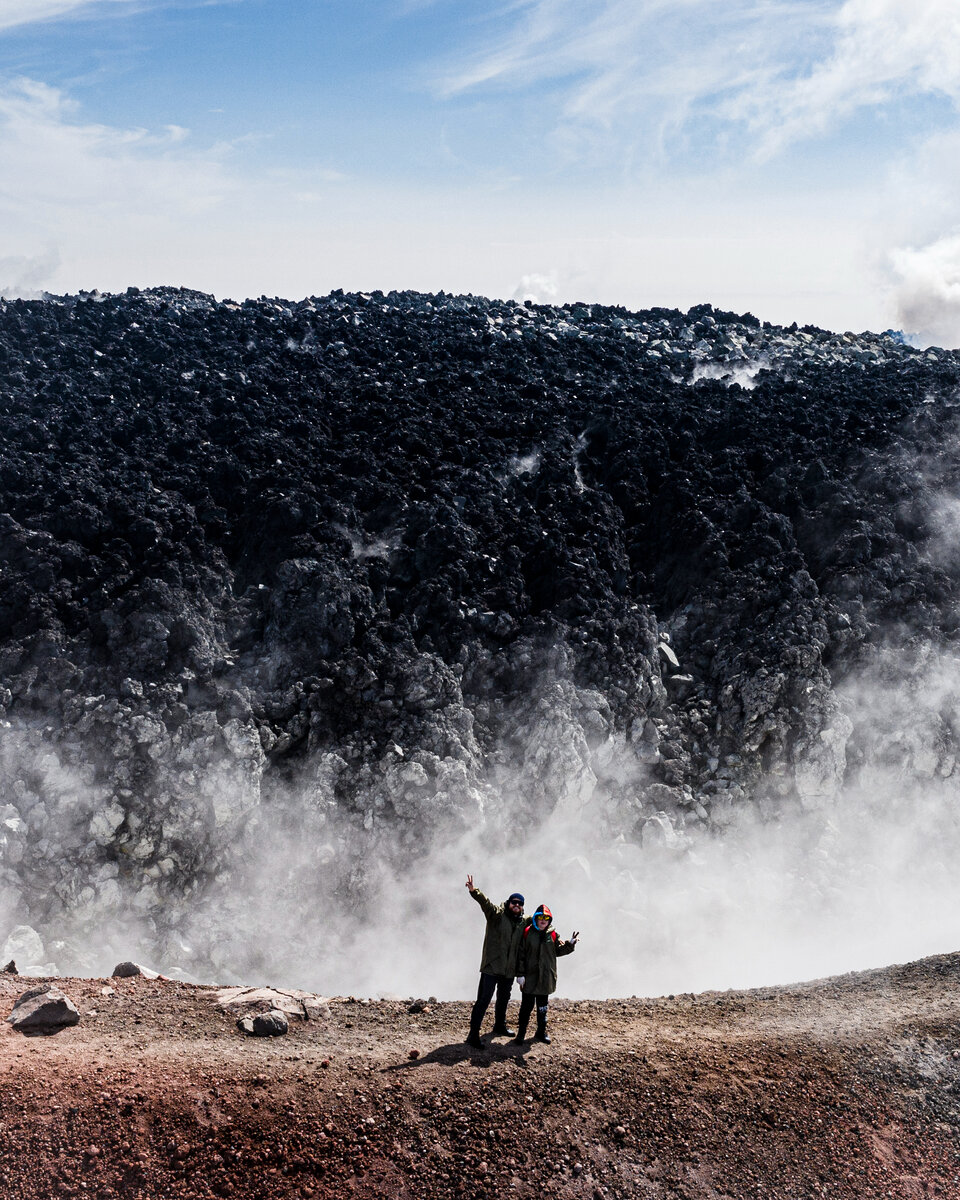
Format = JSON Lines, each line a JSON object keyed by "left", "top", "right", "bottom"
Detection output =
{"left": 491, "top": 1024, "right": 516, "bottom": 1037}
{"left": 465, "top": 1031, "right": 484, "bottom": 1050}
{"left": 534, "top": 1007, "right": 551, "bottom": 1044}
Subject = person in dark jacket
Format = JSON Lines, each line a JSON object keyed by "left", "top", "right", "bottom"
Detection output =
{"left": 465, "top": 874, "right": 526, "bottom": 1048}
{"left": 514, "top": 903, "right": 578, "bottom": 1045}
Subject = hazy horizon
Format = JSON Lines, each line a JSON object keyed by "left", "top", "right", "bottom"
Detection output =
{"left": 0, "top": 2, "right": 960, "bottom": 343}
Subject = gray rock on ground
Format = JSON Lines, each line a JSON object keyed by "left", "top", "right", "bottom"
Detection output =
{"left": 237, "top": 1009, "right": 288, "bottom": 1037}
{"left": 216, "top": 986, "right": 330, "bottom": 1022}
{"left": 6, "top": 986, "right": 80, "bottom": 1036}
{"left": 112, "top": 961, "right": 161, "bottom": 979}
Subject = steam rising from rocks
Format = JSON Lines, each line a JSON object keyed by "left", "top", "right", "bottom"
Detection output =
{"left": 3, "top": 287, "right": 960, "bottom": 996}
{"left": 891, "top": 236, "right": 960, "bottom": 349}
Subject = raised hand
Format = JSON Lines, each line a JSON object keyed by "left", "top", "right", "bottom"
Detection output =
{"left": 465, "top": 874, "right": 474, "bottom": 891}
{"left": 570, "top": 931, "right": 580, "bottom": 944}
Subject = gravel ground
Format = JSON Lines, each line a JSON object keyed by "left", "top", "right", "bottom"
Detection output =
{"left": 3, "top": 952, "right": 960, "bottom": 1199}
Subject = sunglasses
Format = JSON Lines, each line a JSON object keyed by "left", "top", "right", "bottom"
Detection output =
{"left": 508, "top": 899, "right": 522, "bottom": 906}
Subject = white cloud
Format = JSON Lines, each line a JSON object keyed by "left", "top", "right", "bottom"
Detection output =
{"left": 741, "top": 0, "right": 960, "bottom": 157}
{"left": 0, "top": 77, "right": 234, "bottom": 222}
{"left": 440, "top": 0, "right": 960, "bottom": 161}
{"left": 0, "top": 1, "right": 139, "bottom": 32}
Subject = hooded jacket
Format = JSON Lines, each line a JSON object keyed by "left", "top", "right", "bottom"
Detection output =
{"left": 518, "top": 910, "right": 575, "bottom": 995}
{"left": 469, "top": 888, "right": 526, "bottom": 977}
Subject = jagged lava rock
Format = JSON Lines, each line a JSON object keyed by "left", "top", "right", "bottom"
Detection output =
{"left": 0, "top": 286, "right": 958, "bottom": 977}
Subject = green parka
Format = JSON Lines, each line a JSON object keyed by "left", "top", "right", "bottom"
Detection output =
{"left": 470, "top": 888, "right": 526, "bottom": 977}
{"left": 518, "top": 922, "right": 575, "bottom": 995}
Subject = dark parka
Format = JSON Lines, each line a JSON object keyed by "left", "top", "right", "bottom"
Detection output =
{"left": 469, "top": 888, "right": 526, "bottom": 977}
{"left": 518, "top": 920, "right": 575, "bottom": 995}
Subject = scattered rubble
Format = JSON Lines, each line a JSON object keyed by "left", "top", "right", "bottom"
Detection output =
{"left": 1, "top": 956, "right": 960, "bottom": 1198}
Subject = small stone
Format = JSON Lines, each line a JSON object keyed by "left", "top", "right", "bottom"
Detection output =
{"left": 2, "top": 960, "right": 16, "bottom": 974}
{"left": 112, "top": 961, "right": 160, "bottom": 979}
{"left": 408, "top": 1048, "right": 420, "bottom": 1059}
{"left": 237, "top": 1009, "right": 288, "bottom": 1037}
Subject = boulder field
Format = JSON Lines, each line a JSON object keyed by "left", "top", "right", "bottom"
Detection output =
{"left": 1, "top": 287, "right": 959, "bottom": 982}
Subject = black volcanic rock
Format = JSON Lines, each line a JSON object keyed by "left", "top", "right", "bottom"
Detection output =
{"left": 0, "top": 286, "right": 958, "bottom": 978}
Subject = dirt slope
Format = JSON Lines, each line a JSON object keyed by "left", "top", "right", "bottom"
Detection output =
{"left": 3, "top": 953, "right": 960, "bottom": 1200}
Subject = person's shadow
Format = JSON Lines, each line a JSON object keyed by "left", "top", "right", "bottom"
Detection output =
{"left": 383, "top": 1037, "right": 529, "bottom": 1072}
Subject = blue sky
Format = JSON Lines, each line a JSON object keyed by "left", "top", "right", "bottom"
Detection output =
{"left": 2, "top": 0, "right": 960, "bottom": 340}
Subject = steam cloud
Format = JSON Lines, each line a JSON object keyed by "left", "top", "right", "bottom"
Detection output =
{"left": 0, "top": 249, "right": 60, "bottom": 300}
{"left": 6, "top": 637, "right": 960, "bottom": 1001}
{"left": 890, "top": 236, "right": 960, "bottom": 349}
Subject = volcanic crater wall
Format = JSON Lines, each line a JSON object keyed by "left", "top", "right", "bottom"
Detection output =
{"left": 1, "top": 286, "right": 960, "bottom": 984}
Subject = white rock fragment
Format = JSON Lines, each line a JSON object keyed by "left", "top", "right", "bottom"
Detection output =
{"left": 2, "top": 925, "right": 44, "bottom": 967}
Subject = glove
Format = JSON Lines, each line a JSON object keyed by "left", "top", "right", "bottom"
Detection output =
{"left": 516, "top": 976, "right": 525, "bottom": 989}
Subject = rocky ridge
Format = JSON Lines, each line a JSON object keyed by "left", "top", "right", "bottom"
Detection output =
{"left": 1, "top": 286, "right": 960, "bottom": 982}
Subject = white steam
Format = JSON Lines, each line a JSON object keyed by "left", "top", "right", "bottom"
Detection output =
{"left": 889, "top": 236, "right": 960, "bottom": 349}
{"left": 511, "top": 272, "right": 560, "bottom": 305}
{"left": 688, "top": 358, "right": 769, "bottom": 390}
{"left": 9, "top": 484, "right": 960, "bottom": 999}
{"left": 174, "top": 675, "right": 960, "bottom": 1001}
{"left": 0, "top": 248, "right": 60, "bottom": 300}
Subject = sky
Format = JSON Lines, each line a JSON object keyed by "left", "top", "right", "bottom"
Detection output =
{"left": 2, "top": 0, "right": 960, "bottom": 339}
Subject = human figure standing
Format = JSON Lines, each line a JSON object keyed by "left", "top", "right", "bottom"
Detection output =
{"left": 514, "top": 904, "right": 578, "bottom": 1045}
{"left": 465, "top": 874, "right": 526, "bottom": 1049}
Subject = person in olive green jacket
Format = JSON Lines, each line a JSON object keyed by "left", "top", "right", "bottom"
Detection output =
{"left": 465, "top": 874, "right": 526, "bottom": 1048}
{"left": 514, "top": 904, "right": 579, "bottom": 1045}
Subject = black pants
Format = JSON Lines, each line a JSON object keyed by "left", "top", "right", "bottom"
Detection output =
{"left": 517, "top": 992, "right": 549, "bottom": 1032}
{"left": 470, "top": 972, "right": 513, "bottom": 1034}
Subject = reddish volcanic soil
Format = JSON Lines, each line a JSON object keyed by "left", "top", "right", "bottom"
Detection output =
{"left": 3, "top": 953, "right": 960, "bottom": 1199}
